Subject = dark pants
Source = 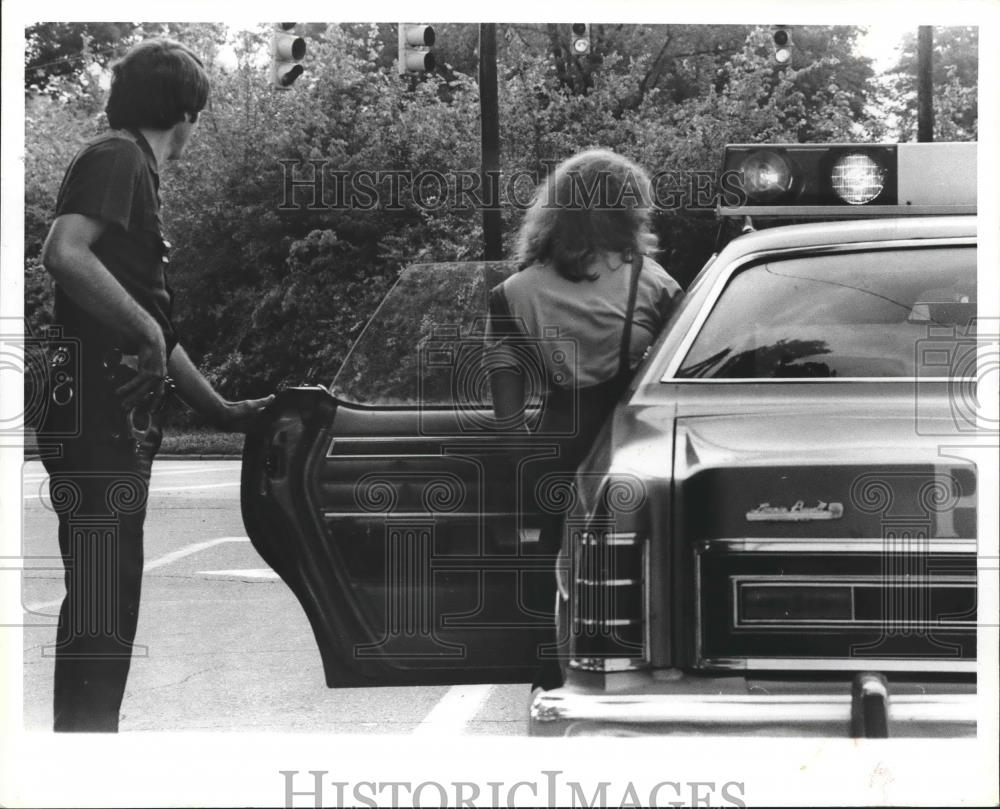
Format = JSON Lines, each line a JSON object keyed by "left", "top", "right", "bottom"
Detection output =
{"left": 41, "top": 438, "right": 150, "bottom": 732}
{"left": 39, "top": 362, "right": 157, "bottom": 732}
{"left": 529, "top": 509, "right": 567, "bottom": 692}
{"left": 527, "top": 379, "right": 625, "bottom": 692}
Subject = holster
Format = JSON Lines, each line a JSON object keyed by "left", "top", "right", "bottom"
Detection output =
{"left": 42, "top": 342, "right": 168, "bottom": 472}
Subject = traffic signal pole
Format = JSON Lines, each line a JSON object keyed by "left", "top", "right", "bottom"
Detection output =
{"left": 479, "top": 23, "right": 502, "bottom": 260}
{"left": 917, "top": 26, "right": 934, "bottom": 142}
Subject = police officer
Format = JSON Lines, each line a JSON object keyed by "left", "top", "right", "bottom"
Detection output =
{"left": 39, "top": 37, "right": 272, "bottom": 732}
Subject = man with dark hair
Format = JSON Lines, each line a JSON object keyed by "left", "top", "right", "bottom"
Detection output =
{"left": 38, "top": 37, "right": 272, "bottom": 732}
{"left": 104, "top": 38, "right": 210, "bottom": 131}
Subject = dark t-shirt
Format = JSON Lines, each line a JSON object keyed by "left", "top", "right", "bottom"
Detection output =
{"left": 53, "top": 129, "right": 178, "bottom": 361}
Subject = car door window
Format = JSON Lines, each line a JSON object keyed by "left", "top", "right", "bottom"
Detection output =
{"left": 332, "top": 262, "right": 515, "bottom": 406}
{"left": 675, "top": 246, "right": 976, "bottom": 379}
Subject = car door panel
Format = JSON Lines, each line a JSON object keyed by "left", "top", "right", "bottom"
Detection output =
{"left": 241, "top": 261, "right": 577, "bottom": 686}
{"left": 242, "top": 386, "right": 561, "bottom": 687}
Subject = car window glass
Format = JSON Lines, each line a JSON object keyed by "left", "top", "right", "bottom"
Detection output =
{"left": 676, "top": 246, "right": 975, "bottom": 379}
{"left": 332, "top": 262, "right": 515, "bottom": 406}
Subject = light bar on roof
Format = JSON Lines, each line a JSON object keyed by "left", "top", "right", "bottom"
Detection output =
{"left": 718, "top": 142, "right": 976, "bottom": 217}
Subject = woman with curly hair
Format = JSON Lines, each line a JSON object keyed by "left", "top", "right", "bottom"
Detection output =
{"left": 485, "top": 148, "right": 683, "bottom": 693}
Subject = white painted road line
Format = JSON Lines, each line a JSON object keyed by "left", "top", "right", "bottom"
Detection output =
{"left": 24, "top": 480, "right": 240, "bottom": 500}
{"left": 144, "top": 537, "right": 250, "bottom": 572}
{"left": 196, "top": 568, "right": 279, "bottom": 580}
{"left": 150, "top": 482, "right": 240, "bottom": 493}
{"left": 412, "top": 684, "right": 495, "bottom": 737}
{"left": 23, "top": 536, "right": 251, "bottom": 613}
{"left": 22, "top": 464, "right": 240, "bottom": 482}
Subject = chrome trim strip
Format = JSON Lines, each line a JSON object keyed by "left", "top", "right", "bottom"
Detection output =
{"left": 694, "top": 533, "right": 977, "bottom": 669}
{"left": 578, "top": 618, "right": 639, "bottom": 627}
{"left": 324, "top": 511, "right": 509, "bottom": 520}
{"left": 660, "top": 238, "right": 976, "bottom": 381}
{"left": 731, "top": 576, "right": 978, "bottom": 629}
{"left": 719, "top": 205, "right": 976, "bottom": 217}
{"left": 570, "top": 657, "right": 645, "bottom": 673}
{"left": 664, "top": 377, "right": 971, "bottom": 384}
{"left": 579, "top": 532, "right": 638, "bottom": 546}
{"left": 642, "top": 538, "right": 651, "bottom": 666}
{"left": 328, "top": 435, "right": 540, "bottom": 445}
{"left": 694, "top": 547, "right": 704, "bottom": 664}
{"left": 530, "top": 690, "right": 977, "bottom": 727}
{"left": 731, "top": 574, "right": 976, "bottom": 584}
{"left": 705, "top": 538, "right": 978, "bottom": 554}
{"left": 737, "top": 617, "right": 978, "bottom": 628}
{"left": 326, "top": 453, "right": 454, "bottom": 460}
{"left": 327, "top": 435, "right": 541, "bottom": 457}
{"left": 701, "top": 657, "right": 977, "bottom": 673}
{"left": 575, "top": 579, "right": 639, "bottom": 587}
{"left": 329, "top": 435, "right": 494, "bottom": 443}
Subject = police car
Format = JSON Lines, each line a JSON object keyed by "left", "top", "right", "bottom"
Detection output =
{"left": 241, "top": 142, "right": 979, "bottom": 737}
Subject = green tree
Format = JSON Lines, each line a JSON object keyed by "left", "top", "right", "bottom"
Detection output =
{"left": 25, "top": 23, "right": 137, "bottom": 92}
{"left": 880, "top": 27, "right": 978, "bottom": 140}
{"left": 24, "top": 22, "right": 902, "bottom": 410}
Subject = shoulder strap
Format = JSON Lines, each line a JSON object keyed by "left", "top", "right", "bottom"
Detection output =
{"left": 487, "top": 282, "right": 526, "bottom": 339}
{"left": 617, "top": 251, "right": 644, "bottom": 376}
{"left": 487, "top": 283, "right": 512, "bottom": 318}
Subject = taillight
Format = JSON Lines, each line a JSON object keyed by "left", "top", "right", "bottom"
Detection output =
{"left": 569, "top": 526, "right": 648, "bottom": 672}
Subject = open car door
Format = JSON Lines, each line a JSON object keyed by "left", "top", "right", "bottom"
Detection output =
{"left": 241, "top": 262, "right": 565, "bottom": 686}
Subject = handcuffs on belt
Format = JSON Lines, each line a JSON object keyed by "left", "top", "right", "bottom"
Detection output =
{"left": 100, "top": 348, "right": 176, "bottom": 454}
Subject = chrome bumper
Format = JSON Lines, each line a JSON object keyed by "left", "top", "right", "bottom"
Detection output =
{"left": 528, "top": 673, "right": 977, "bottom": 737}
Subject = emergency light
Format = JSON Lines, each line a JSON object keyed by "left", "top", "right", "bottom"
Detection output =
{"left": 719, "top": 142, "right": 976, "bottom": 217}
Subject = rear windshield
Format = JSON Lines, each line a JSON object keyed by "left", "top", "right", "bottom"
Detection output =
{"left": 675, "top": 246, "right": 975, "bottom": 379}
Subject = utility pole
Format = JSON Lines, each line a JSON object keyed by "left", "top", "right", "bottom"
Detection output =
{"left": 917, "top": 26, "right": 934, "bottom": 142}
{"left": 479, "top": 23, "right": 502, "bottom": 260}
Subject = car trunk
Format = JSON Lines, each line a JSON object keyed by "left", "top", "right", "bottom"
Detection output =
{"left": 669, "top": 410, "right": 977, "bottom": 672}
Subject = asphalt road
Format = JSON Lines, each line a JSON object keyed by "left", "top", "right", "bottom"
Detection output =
{"left": 20, "top": 458, "right": 529, "bottom": 734}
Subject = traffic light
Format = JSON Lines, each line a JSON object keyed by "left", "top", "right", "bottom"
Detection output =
{"left": 771, "top": 26, "right": 793, "bottom": 66}
{"left": 398, "top": 24, "right": 436, "bottom": 73}
{"left": 571, "top": 23, "right": 590, "bottom": 55}
{"left": 271, "top": 23, "right": 306, "bottom": 88}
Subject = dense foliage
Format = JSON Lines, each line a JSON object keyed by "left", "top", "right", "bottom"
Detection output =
{"left": 22, "top": 23, "right": 978, "bottom": 423}
{"left": 879, "top": 27, "right": 978, "bottom": 140}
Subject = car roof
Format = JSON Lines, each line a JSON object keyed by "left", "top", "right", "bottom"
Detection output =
{"left": 715, "top": 215, "right": 976, "bottom": 266}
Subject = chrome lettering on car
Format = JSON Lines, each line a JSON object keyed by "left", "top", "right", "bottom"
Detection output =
{"left": 745, "top": 500, "right": 844, "bottom": 522}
